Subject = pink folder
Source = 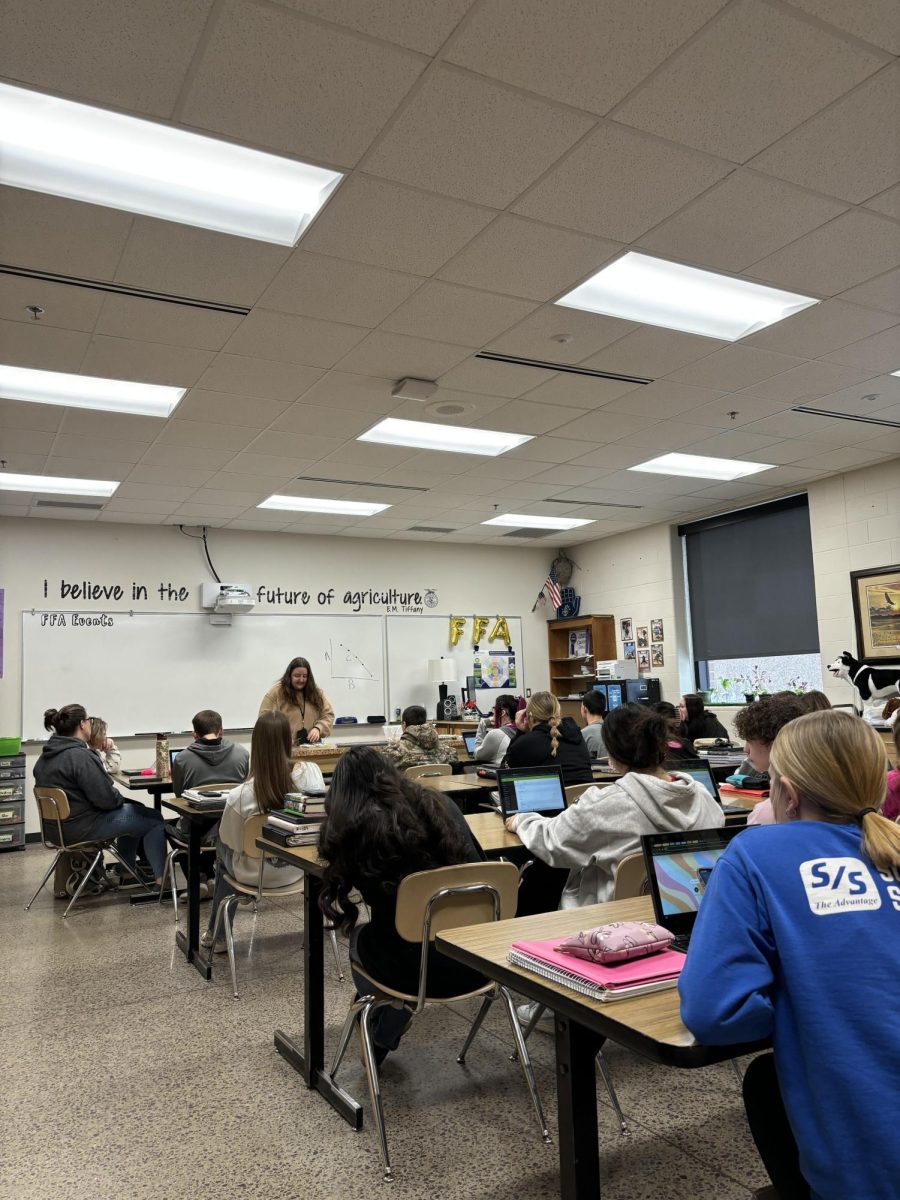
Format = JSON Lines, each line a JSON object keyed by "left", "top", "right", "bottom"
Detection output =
{"left": 511, "top": 937, "right": 685, "bottom": 990}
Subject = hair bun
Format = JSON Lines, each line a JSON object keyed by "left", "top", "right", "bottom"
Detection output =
{"left": 43, "top": 707, "right": 59, "bottom": 731}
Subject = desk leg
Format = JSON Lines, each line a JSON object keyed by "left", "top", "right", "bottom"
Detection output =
{"left": 174, "top": 819, "right": 211, "bottom": 981}
{"left": 555, "top": 1015, "right": 604, "bottom": 1200}
{"left": 274, "top": 872, "right": 362, "bottom": 1130}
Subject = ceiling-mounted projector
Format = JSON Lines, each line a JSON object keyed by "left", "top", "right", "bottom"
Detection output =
{"left": 200, "top": 582, "right": 254, "bottom": 613}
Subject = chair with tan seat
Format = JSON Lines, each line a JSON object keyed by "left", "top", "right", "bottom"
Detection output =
{"left": 404, "top": 762, "right": 452, "bottom": 780}
{"left": 208, "top": 811, "right": 343, "bottom": 998}
{"left": 158, "top": 782, "right": 231, "bottom": 923}
{"left": 564, "top": 782, "right": 592, "bottom": 803}
{"left": 613, "top": 851, "right": 648, "bottom": 900}
{"left": 328, "top": 860, "right": 551, "bottom": 1181}
{"left": 26, "top": 786, "right": 148, "bottom": 918}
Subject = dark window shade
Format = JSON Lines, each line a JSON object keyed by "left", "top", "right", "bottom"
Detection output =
{"left": 684, "top": 498, "right": 819, "bottom": 661}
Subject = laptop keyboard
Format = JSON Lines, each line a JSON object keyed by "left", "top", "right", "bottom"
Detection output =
{"left": 669, "top": 934, "right": 691, "bottom": 954}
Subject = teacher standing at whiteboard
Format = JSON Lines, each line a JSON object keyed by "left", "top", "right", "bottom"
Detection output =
{"left": 258, "top": 657, "right": 335, "bottom": 748}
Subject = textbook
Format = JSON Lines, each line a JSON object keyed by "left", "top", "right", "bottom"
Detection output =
{"left": 261, "top": 822, "right": 319, "bottom": 848}
{"left": 508, "top": 936, "right": 684, "bottom": 1003}
{"left": 182, "top": 788, "right": 227, "bottom": 809}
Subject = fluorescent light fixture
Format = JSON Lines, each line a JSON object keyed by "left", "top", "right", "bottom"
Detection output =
{"left": 628, "top": 453, "right": 773, "bottom": 481}
{"left": 556, "top": 251, "right": 819, "bottom": 341}
{"left": 258, "top": 495, "right": 390, "bottom": 517}
{"left": 0, "top": 472, "right": 119, "bottom": 497}
{"left": 0, "top": 83, "right": 342, "bottom": 245}
{"left": 482, "top": 513, "right": 595, "bottom": 530}
{"left": 891, "top": 369, "right": 900, "bottom": 377}
{"left": 358, "top": 418, "right": 532, "bottom": 457}
{"left": 0, "top": 364, "right": 184, "bottom": 417}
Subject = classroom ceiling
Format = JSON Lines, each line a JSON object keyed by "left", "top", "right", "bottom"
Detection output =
{"left": 1, "top": 0, "right": 899, "bottom": 547}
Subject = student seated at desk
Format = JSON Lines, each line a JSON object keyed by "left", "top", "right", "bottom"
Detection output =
{"left": 381, "top": 705, "right": 457, "bottom": 772}
{"left": 679, "top": 711, "right": 900, "bottom": 1200}
{"left": 677, "top": 693, "right": 728, "bottom": 742}
{"left": 505, "top": 704, "right": 723, "bottom": 909}
{"left": 652, "top": 701, "right": 699, "bottom": 762}
{"left": 474, "top": 694, "right": 518, "bottom": 766}
{"left": 318, "top": 747, "right": 485, "bottom": 1062}
{"left": 579, "top": 690, "right": 606, "bottom": 759}
{"left": 734, "top": 695, "right": 806, "bottom": 826}
{"left": 505, "top": 691, "right": 593, "bottom": 784}
{"left": 87, "top": 716, "right": 121, "bottom": 775}
{"left": 34, "top": 704, "right": 169, "bottom": 886}
{"left": 172, "top": 709, "right": 249, "bottom": 794}
{"left": 203, "top": 711, "right": 325, "bottom": 951}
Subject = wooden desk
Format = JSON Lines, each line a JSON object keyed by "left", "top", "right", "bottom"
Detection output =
{"left": 423, "top": 774, "right": 496, "bottom": 795}
{"left": 436, "top": 900, "right": 766, "bottom": 1200}
{"left": 160, "top": 795, "right": 223, "bottom": 980}
{"left": 112, "top": 771, "right": 174, "bottom": 812}
{"left": 465, "top": 810, "right": 522, "bottom": 854}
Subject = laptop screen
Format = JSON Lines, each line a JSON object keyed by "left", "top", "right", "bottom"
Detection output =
{"left": 496, "top": 766, "right": 566, "bottom": 817}
{"left": 666, "top": 760, "right": 720, "bottom": 804}
{"left": 641, "top": 826, "right": 744, "bottom": 936}
{"left": 605, "top": 682, "right": 624, "bottom": 710}
{"left": 462, "top": 732, "right": 477, "bottom": 755}
{"left": 168, "top": 747, "right": 182, "bottom": 774}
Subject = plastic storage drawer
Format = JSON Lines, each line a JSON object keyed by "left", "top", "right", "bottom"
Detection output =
{"left": 0, "top": 823, "right": 25, "bottom": 850}
{"left": 0, "top": 800, "right": 25, "bottom": 825}
{"left": 0, "top": 781, "right": 25, "bottom": 803}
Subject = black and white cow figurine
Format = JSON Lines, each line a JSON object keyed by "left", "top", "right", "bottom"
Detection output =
{"left": 827, "top": 651, "right": 900, "bottom": 704}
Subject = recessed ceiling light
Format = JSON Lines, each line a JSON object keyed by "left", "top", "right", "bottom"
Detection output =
{"left": 482, "top": 513, "right": 595, "bottom": 530}
{"left": 358, "top": 418, "right": 532, "bottom": 456}
{"left": 628, "top": 453, "right": 773, "bottom": 481}
{"left": 891, "top": 369, "right": 900, "bottom": 377}
{"left": 556, "top": 251, "right": 818, "bottom": 341}
{"left": 0, "top": 83, "right": 342, "bottom": 245}
{"left": 0, "top": 364, "right": 184, "bottom": 417}
{"left": 258, "top": 495, "right": 390, "bottom": 516}
{"left": 0, "top": 472, "right": 119, "bottom": 497}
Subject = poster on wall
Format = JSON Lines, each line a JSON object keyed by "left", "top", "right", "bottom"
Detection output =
{"left": 620, "top": 617, "right": 633, "bottom": 641}
{"left": 636, "top": 625, "right": 649, "bottom": 648}
{"left": 637, "top": 647, "right": 650, "bottom": 671}
{"left": 651, "top": 643, "right": 664, "bottom": 667}
{"left": 623, "top": 640, "right": 636, "bottom": 660}
{"left": 474, "top": 651, "right": 517, "bottom": 689}
{"left": 651, "top": 618, "right": 664, "bottom": 642}
{"left": 850, "top": 565, "right": 900, "bottom": 660}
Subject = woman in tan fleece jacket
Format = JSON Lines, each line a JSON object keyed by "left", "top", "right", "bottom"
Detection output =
{"left": 258, "top": 656, "right": 334, "bottom": 752}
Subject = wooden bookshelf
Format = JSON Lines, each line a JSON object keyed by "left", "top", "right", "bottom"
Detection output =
{"left": 546, "top": 615, "right": 616, "bottom": 706}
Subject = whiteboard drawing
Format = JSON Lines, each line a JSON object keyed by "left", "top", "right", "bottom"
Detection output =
{"left": 325, "top": 639, "right": 378, "bottom": 683}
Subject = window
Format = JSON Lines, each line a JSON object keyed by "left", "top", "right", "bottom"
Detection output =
{"left": 704, "top": 653, "right": 824, "bottom": 703}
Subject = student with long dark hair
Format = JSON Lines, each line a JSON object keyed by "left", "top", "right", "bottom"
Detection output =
{"left": 677, "top": 693, "right": 728, "bottom": 742}
{"left": 474, "top": 694, "right": 519, "bottom": 765}
{"left": 319, "top": 747, "right": 484, "bottom": 1060}
{"left": 680, "top": 711, "right": 900, "bottom": 1200}
{"left": 652, "top": 701, "right": 699, "bottom": 762}
{"left": 33, "top": 703, "right": 168, "bottom": 883}
{"left": 258, "top": 656, "right": 334, "bottom": 748}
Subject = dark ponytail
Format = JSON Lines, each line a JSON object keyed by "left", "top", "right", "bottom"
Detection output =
{"left": 603, "top": 704, "right": 668, "bottom": 770}
{"left": 44, "top": 704, "right": 87, "bottom": 737}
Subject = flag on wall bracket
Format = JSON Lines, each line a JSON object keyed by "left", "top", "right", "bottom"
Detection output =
{"left": 533, "top": 563, "right": 563, "bottom": 613}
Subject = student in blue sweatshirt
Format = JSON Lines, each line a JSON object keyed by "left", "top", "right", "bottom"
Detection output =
{"left": 679, "top": 710, "right": 900, "bottom": 1200}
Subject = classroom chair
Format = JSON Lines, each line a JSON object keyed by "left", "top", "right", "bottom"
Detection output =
{"left": 26, "top": 786, "right": 149, "bottom": 918}
{"left": 612, "top": 852, "right": 648, "bottom": 900}
{"left": 564, "top": 783, "right": 592, "bottom": 803}
{"left": 158, "top": 782, "right": 229, "bottom": 923}
{"left": 329, "top": 861, "right": 551, "bottom": 1181}
{"left": 207, "top": 811, "right": 343, "bottom": 998}
{"left": 404, "top": 762, "right": 452, "bottom": 780}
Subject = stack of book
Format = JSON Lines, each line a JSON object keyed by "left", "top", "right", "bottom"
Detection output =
{"left": 261, "top": 793, "right": 326, "bottom": 847}
{"left": 508, "top": 936, "right": 685, "bottom": 1003}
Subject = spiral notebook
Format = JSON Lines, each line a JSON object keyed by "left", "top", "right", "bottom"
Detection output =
{"left": 508, "top": 936, "right": 684, "bottom": 1004}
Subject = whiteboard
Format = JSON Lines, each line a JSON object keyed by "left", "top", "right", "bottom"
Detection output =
{"left": 22, "top": 612, "right": 386, "bottom": 739}
{"left": 385, "top": 615, "right": 524, "bottom": 718}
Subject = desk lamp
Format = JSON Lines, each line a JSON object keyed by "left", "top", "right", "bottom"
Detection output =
{"left": 428, "top": 657, "right": 458, "bottom": 721}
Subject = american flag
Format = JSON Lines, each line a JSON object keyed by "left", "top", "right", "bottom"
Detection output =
{"left": 534, "top": 563, "right": 562, "bottom": 612}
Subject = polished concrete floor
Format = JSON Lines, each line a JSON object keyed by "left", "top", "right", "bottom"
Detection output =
{"left": 1, "top": 846, "right": 769, "bottom": 1199}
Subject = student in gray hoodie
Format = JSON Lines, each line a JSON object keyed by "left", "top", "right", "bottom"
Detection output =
{"left": 506, "top": 703, "right": 723, "bottom": 909}
{"left": 172, "top": 709, "right": 249, "bottom": 794}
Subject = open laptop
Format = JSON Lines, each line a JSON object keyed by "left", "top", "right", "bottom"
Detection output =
{"left": 665, "top": 759, "right": 720, "bottom": 804}
{"left": 462, "top": 731, "right": 477, "bottom": 756}
{"left": 641, "top": 826, "right": 744, "bottom": 953}
{"left": 494, "top": 765, "right": 567, "bottom": 819}
{"left": 168, "top": 747, "right": 183, "bottom": 775}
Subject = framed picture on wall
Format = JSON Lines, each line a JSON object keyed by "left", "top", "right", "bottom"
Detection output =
{"left": 620, "top": 617, "right": 633, "bottom": 641}
{"left": 651, "top": 618, "right": 664, "bottom": 642}
{"left": 636, "top": 625, "right": 649, "bottom": 648}
{"left": 623, "top": 640, "right": 636, "bottom": 660}
{"left": 850, "top": 564, "right": 900, "bottom": 660}
{"left": 637, "top": 648, "right": 650, "bottom": 671}
{"left": 651, "top": 643, "right": 664, "bottom": 667}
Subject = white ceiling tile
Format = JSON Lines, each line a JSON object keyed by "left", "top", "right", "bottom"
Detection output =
{"left": 735, "top": 438, "right": 834, "bottom": 464}
{"left": 363, "top": 67, "right": 593, "bottom": 208}
{"left": 513, "top": 123, "right": 730, "bottom": 242}
{"left": 487, "top": 305, "right": 637, "bottom": 364}
{"left": 548, "top": 408, "right": 651, "bottom": 443}
{"left": 437, "top": 357, "right": 556, "bottom": 398}
{"left": 666, "top": 346, "right": 806, "bottom": 389}
{"left": 50, "top": 435, "right": 150, "bottom": 464}
{"left": 783, "top": 0, "right": 900, "bottom": 54}
{"left": 0, "top": 0, "right": 214, "bottom": 116}
{"left": 603, "top": 380, "right": 727, "bottom": 419}
{"left": 437, "top": 216, "right": 622, "bottom": 302}
{"left": 611, "top": 419, "right": 728, "bottom": 452}
{"left": 56, "top": 408, "right": 166, "bottom": 441}
{"left": 301, "top": 176, "right": 494, "bottom": 276}
{"left": 373, "top": 462, "right": 460, "bottom": 487}
{"left": 270, "top": 404, "right": 375, "bottom": 438}
{"left": 304, "top": 459, "right": 405, "bottom": 484}
{"left": 446, "top": 0, "right": 726, "bottom": 114}
{"left": 0, "top": 503, "right": 32, "bottom": 517}
{"left": 391, "top": 390, "right": 509, "bottom": 423}
{"left": 820, "top": 325, "right": 900, "bottom": 373}
{"left": 44, "top": 456, "right": 132, "bottom": 478}
{"left": 749, "top": 63, "right": 900, "bottom": 203}
{"left": 256, "top": 252, "right": 423, "bottom": 327}
{"left": 0, "top": 452, "right": 49, "bottom": 473}
{"left": 676, "top": 394, "right": 791, "bottom": 426}
{"left": 0, "top": 319, "right": 90, "bottom": 372}
{"left": 154, "top": 420, "right": 257, "bottom": 452}
{"left": 742, "top": 464, "right": 827, "bottom": 486}
{"left": 688, "top": 480, "right": 775, "bottom": 500}
{"left": 32, "top": 505, "right": 100, "bottom": 521}
{"left": 294, "top": 372, "right": 399, "bottom": 414}
{"left": 0, "top": 399, "right": 63, "bottom": 432}
{"left": 0, "top": 188, "right": 134, "bottom": 280}
{"left": 115, "top": 481, "right": 196, "bottom": 502}
{"left": 0, "top": 274, "right": 104, "bottom": 333}
{"left": 866, "top": 184, "right": 900, "bottom": 221}
{"left": 181, "top": 0, "right": 426, "bottom": 165}
{"left": 790, "top": 446, "right": 894, "bottom": 471}
{"left": 171, "top": 390, "right": 289, "bottom": 428}
{"left": 137, "top": 443, "right": 238, "bottom": 470}
{"left": 678, "top": 429, "right": 786, "bottom": 457}
{"left": 337, "top": 332, "right": 472, "bottom": 380}
{"left": 806, "top": 377, "right": 900, "bottom": 415}
{"left": 126, "top": 464, "right": 216, "bottom": 487}
{"left": 839, "top": 267, "right": 900, "bottom": 316}
{"left": 276, "top": 0, "right": 475, "bottom": 54}
{"left": 0, "top": 427, "right": 55, "bottom": 454}
{"left": 248, "top": 430, "right": 344, "bottom": 459}
{"left": 104, "top": 497, "right": 183, "bottom": 515}
{"left": 638, "top": 171, "right": 846, "bottom": 272}
{"left": 473, "top": 399, "right": 588, "bottom": 436}
{"left": 529, "top": 465, "right": 613, "bottom": 486}
{"left": 736, "top": 411, "right": 854, "bottom": 443}
{"left": 507, "top": 435, "right": 603, "bottom": 463}
{"left": 173, "top": 500, "right": 251, "bottom": 519}
{"left": 222, "top": 309, "right": 367, "bottom": 368}
{"left": 581, "top": 327, "right": 726, "bottom": 378}
{"left": 94, "top": 295, "right": 242, "bottom": 351}
{"left": 466, "top": 456, "right": 558, "bottom": 482}
{"left": 97, "top": 510, "right": 179, "bottom": 525}
{"left": 612, "top": 0, "right": 885, "bottom": 161}
{"left": 204, "top": 470, "right": 293, "bottom": 494}
{"left": 196, "top": 356, "right": 323, "bottom": 402}
{"left": 320, "top": 442, "right": 418, "bottom": 470}
{"left": 379, "top": 283, "right": 536, "bottom": 348}
{"left": 491, "top": 481, "right": 558, "bottom": 500}
{"left": 520, "top": 373, "right": 643, "bottom": 410}
{"left": 567, "top": 444, "right": 652, "bottom": 469}
{"left": 749, "top": 210, "right": 900, "bottom": 296}
{"left": 225, "top": 452, "right": 314, "bottom": 479}
{"left": 115, "top": 218, "right": 290, "bottom": 307}
{"left": 744, "top": 298, "right": 899, "bottom": 357}
{"left": 226, "top": 515, "right": 294, "bottom": 531}
{"left": 739, "top": 360, "right": 879, "bottom": 403}
{"left": 191, "top": 488, "right": 267, "bottom": 508}
{"left": 79, "top": 336, "right": 213, "bottom": 386}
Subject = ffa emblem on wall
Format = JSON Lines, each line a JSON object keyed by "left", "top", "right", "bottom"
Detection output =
{"left": 424, "top": 589, "right": 438, "bottom": 608}
{"left": 557, "top": 587, "right": 581, "bottom": 619}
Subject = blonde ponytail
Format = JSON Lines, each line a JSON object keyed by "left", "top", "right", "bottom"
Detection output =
{"left": 526, "top": 691, "right": 562, "bottom": 758}
{"left": 770, "top": 710, "right": 900, "bottom": 873}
